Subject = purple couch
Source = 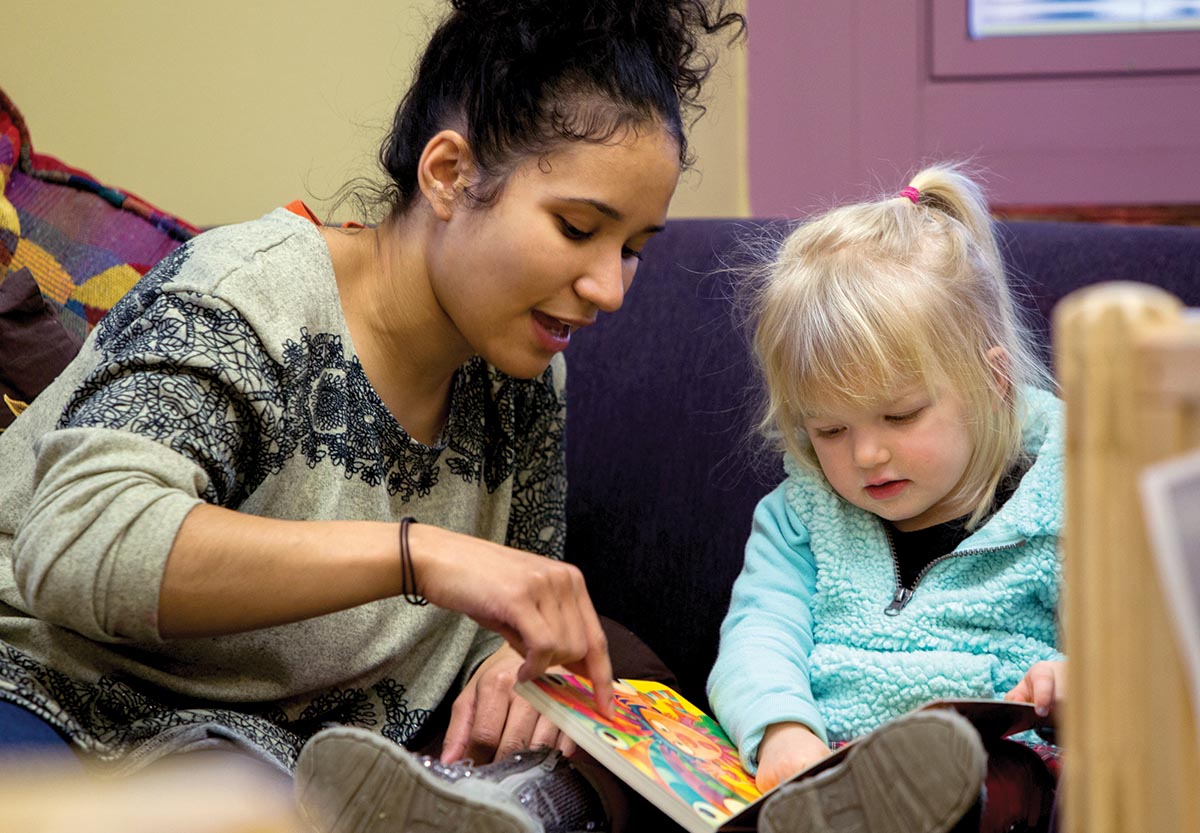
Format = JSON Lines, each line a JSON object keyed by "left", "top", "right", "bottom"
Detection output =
{"left": 563, "top": 217, "right": 1200, "bottom": 714}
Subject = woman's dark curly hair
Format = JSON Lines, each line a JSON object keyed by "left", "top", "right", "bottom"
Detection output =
{"left": 371, "top": 0, "right": 744, "bottom": 216}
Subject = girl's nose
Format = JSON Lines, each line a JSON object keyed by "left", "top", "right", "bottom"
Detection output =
{"left": 853, "top": 433, "right": 891, "bottom": 468}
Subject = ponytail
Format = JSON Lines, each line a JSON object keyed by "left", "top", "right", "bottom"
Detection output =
{"left": 905, "top": 166, "right": 1005, "bottom": 287}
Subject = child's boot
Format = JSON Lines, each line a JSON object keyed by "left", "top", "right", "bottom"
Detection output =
{"left": 757, "top": 710, "right": 986, "bottom": 833}
{"left": 294, "top": 725, "right": 609, "bottom": 833}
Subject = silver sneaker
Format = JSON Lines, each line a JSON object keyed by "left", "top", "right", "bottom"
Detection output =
{"left": 758, "top": 710, "right": 987, "bottom": 833}
{"left": 295, "top": 726, "right": 540, "bottom": 833}
{"left": 471, "top": 748, "right": 609, "bottom": 833}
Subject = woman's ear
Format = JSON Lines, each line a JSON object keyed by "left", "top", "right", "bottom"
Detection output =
{"left": 417, "top": 130, "right": 473, "bottom": 221}
{"left": 985, "top": 346, "right": 1012, "bottom": 403}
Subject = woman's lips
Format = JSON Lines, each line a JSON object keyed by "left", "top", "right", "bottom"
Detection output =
{"left": 531, "top": 310, "right": 572, "bottom": 352}
{"left": 865, "top": 479, "right": 909, "bottom": 500}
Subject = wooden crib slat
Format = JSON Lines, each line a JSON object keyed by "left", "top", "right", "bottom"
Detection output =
{"left": 1056, "top": 282, "right": 1200, "bottom": 833}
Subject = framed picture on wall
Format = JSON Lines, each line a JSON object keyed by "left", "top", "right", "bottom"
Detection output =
{"left": 931, "top": 1, "right": 1200, "bottom": 79}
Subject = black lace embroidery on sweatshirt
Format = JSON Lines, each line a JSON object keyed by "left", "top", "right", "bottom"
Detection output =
{"left": 61, "top": 241, "right": 566, "bottom": 555}
{"left": 0, "top": 643, "right": 432, "bottom": 771}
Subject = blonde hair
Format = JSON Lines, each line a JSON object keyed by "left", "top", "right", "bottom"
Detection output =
{"left": 752, "top": 163, "right": 1052, "bottom": 528}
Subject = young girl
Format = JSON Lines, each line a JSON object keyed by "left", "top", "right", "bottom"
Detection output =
{"left": 708, "top": 165, "right": 1064, "bottom": 833}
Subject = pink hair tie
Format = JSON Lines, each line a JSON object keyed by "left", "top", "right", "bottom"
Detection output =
{"left": 898, "top": 186, "right": 920, "bottom": 204}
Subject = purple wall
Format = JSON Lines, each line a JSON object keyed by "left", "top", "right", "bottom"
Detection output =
{"left": 748, "top": 2, "right": 1200, "bottom": 218}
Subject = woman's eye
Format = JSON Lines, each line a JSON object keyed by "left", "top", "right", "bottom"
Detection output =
{"left": 622, "top": 246, "right": 644, "bottom": 262}
{"left": 558, "top": 218, "right": 591, "bottom": 241}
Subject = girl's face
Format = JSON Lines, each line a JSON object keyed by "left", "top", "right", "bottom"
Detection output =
{"left": 428, "top": 126, "right": 680, "bottom": 379}
{"left": 802, "top": 385, "right": 975, "bottom": 532}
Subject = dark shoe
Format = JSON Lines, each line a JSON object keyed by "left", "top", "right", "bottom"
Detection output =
{"left": 295, "top": 726, "right": 539, "bottom": 833}
{"left": 758, "top": 710, "right": 987, "bottom": 833}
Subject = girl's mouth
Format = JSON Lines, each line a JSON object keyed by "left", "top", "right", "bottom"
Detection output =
{"left": 865, "top": 480, "right": 909, "bottom": 500}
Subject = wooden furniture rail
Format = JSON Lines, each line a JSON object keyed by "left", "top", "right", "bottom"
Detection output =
{"left": 1057, "top": 282, "right": 1200, "bottom": 833}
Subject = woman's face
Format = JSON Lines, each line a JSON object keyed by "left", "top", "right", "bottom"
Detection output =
{"left": 428, "top": 126, "right": 681, "bottom": 379}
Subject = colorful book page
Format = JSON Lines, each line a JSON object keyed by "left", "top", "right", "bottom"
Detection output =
{"left": 530, "top": 674, "right": 762, "bottom": 825}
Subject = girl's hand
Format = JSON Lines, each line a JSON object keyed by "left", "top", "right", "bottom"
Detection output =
{"left": 410, "top": 523, "right": 614, "bottom": 719}
{"left": 441, "top": 644, "right": 576, "bottom": 764}
{"left": 755, "top": 722, "right": 832, "bottom": 793}
{"left": 1004, "top": 660, "right": 1066, "bottom": 719}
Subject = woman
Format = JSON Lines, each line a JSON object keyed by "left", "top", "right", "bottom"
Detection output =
{"left": 0, "top": 0, "right": 744, "bottom": 809}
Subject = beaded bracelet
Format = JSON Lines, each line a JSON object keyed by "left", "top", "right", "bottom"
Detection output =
{"left": 399, "top": 517, "right": 427, "bottom": 606}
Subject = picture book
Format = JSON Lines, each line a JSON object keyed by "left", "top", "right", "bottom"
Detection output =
{"left": 1141, "top": 446, "right": 1200, "bottom": 728}
{"left": 515, "top": 674, "right": 1046, "bottom": 833}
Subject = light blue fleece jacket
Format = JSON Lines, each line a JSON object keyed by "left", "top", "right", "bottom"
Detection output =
{"left": 708, "top": 387, "right": 1064, "bottom": 772}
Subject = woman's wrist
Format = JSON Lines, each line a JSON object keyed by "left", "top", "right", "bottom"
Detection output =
{"left": 398, "top": 517, "right": 426, "bottom": 605}
{"left": 400, "top": 520, "right": 453, "bottom": 605}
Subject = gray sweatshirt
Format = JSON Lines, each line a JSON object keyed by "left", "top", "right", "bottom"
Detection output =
{"left": 0, "top": 208, "right": 566, "bottom": 774}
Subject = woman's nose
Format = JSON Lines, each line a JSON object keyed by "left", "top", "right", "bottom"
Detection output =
{"left": 575, "top": 251, "right": 631, "bottom": 314}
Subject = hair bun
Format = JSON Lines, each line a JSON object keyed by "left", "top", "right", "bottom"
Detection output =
{"left": 371, "top": 0, "right": 742, "bottom": 214}
{"left": 450, "top": 0, "right": 585, "bottom": 25}
{"left": 449, "top": 0, "right": 731, "bottom": 42}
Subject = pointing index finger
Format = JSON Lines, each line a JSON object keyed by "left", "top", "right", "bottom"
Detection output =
{"left": 584, "top": 638, "right": 614, "bottom": 720}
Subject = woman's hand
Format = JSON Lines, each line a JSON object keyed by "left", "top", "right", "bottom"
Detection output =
{"left": 441, "top": 644, "right": 577, "bottom": 764}
{"left": 755, "top": 722, "right": 832, "bottom": 793}
{"left": 1004, "top": 660, "right": 1066, "bottom": 719}
{"left": 409, "top": 523, "right": 614, "bottom": 719}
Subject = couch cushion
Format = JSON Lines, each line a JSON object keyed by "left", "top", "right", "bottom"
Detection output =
{"left": 0, "top": 267, "right": 82, "bottom": 430}
{"left": 0, "top": 86, "right": 197, "bottom": 421}
{"left": 0, "top": 86, "right": 198, "bottom": 343}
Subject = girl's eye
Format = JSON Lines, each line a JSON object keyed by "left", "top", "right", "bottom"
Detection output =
{"left": 886, "top": 408, "right": 923, "bottom": 423}
{"left": 558, "top": 218, "right": 591, "bottom": 241}
{"left": 811, "top": 426, "right": 844, "bottom": 439}
{"left": 622, "top": 246, "right": 644, "bottom": 262}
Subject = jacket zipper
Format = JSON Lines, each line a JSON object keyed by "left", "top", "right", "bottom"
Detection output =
{"left": 882, "top": 524, "right": 1024, "bottom": 615}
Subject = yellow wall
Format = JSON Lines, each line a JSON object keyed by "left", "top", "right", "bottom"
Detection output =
{"left": 676, "top": 16, "right": 748, "bottom": 220}
{"left": 2, "top": 1, "right": 746, "bottom": 226}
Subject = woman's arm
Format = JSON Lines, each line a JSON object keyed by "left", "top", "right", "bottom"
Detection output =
{"left": 162, "top": 503, "right": 613, "bottom": 702}
{"left": 159, "top": 502, "right": 401, "bottom": 636}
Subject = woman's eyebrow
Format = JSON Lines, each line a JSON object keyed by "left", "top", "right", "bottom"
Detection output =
{"left": 558, "top": 196, "right": 666, "bottom": 233}
{"left": 559, "top": 196, "right": 622, "bottom": 220}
